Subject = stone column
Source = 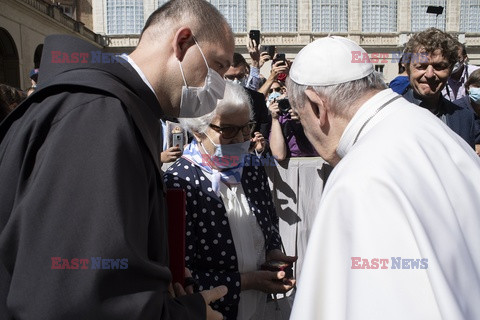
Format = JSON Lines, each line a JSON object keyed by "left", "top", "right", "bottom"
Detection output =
{"left": 397, "top": 0, "right": 409, "bottom": 33}
{"left": 92, "top": 0, "right": 105, "bottom": 34}
{"left": 446, "top": 0, "right": 460, "bottom": 33}
{"left": 348, "top": 0, "right": 361, "bottom": 33}
{"left": 143, "top": 0, "right": 156, "bottom": 23}
{"left": 246, "top": 0, "right": 260, "bottom": 31}
{"left": 298, "top": 0, "right": 310, "bottom": 33}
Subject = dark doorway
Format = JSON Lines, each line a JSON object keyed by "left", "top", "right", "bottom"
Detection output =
{"left": 0, "top": 28, "right": 20, "bottom": 88}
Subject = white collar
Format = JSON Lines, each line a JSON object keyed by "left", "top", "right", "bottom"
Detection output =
{"left": 120, "top": 54, "right": 156, "bottom": 96}
{"left": 337, "top": 88, "right": 400, "bottom": 158}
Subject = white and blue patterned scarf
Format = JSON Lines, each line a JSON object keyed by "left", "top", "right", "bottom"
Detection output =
{"left": 181, "top": 139, "right": 245, "bottom": 196}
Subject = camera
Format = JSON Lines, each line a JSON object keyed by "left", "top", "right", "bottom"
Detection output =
{"left": 277, "top": 99, "right": 291, "bottom": 115}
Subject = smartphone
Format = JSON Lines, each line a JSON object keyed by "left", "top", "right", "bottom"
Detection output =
{"left": 261, "top": 260, "right": 293, "bottom": 279}
{"left": 249, "top": 30, "right": 261, "bottom": 45}
{"left": 172, "top": 133, "right": 184, "bottom": 151}
{"left": 262, "top": 45, "right": 275, "bottom": 58}
{"left": 274, "top": 53, "right": 286, "bottom": 66}
{"left": 278, "top": 99, "right": 291, "bottom": 115}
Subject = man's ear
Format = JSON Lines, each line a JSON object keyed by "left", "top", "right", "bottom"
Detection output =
{"left": 173, "top": 27, "right": 195, "bottom": 62}
{"left": 305, "top": 88, "right": 328, "bottom": 127}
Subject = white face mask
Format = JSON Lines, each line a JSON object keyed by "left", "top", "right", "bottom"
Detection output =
{"left": 177, "top": 37, "right": 226, "bottom": 118}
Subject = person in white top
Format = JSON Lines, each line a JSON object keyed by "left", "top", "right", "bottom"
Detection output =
{"left": 286, "top": 36, "right": 480, "bottom": 320}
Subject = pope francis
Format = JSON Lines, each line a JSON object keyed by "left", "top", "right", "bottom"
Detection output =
{"left": 287, "top": 37, "right": 480, "bottom": 320}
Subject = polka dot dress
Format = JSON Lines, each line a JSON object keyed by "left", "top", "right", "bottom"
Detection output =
{"left": 164, "top": 155, "right": 282, "bottom": 320}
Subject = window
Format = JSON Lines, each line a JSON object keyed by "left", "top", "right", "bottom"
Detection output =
{"left": 362, "top": 0, "right": 397, "bottom": 33}
{"left": 61, "top": 5, "right": 74, "bottom": 18}
{"left": 375, "top": 65, "right": 384, "bottom": 73}
{"left": 209, "top": 0, "right": 247, "bottom": 32}
{"left": 312, "top": 0, "right": 348, "bottom": 32}
{"left": 411, "top": 0, "right": 446, "bottom": 32}
{"left": 460, "top": 0, "right": 480, "bottom": 33}
{"left": 106, "top": 0, "right": 144, "bottom": 35}
{"left": 261, "top": 0, "right": 297, "bottom": 32}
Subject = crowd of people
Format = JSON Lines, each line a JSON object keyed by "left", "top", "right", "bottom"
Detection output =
{"left": 1, "top": 0, "right": 480, "bottom": 319}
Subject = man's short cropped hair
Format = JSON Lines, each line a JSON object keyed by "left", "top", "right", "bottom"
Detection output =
{"left": 232, "top": 53, "right": 248, "bottom": 68}
{"left": 403, "top": 28, "right": 459, "bottom": 68}
{"left": 465, "top": 69, "right": 480, "bottom": 90}
{"left": 140, "top": 0, "right": 232, "bottom": 45}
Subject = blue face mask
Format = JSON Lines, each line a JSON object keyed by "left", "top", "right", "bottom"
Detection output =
{"left": 202, "top": 134, "right": 251, "bottom": 169}
{"left": 469, "top": 87, "right": 480, "bottom": 104}
{"left": 268, "top": 91, "right": 282, "bottom": 102}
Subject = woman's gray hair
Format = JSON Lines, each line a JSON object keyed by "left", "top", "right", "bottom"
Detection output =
{"left": 286, "top": 71, "right": 387, "bottom": 118}
{"left": 180, "top": 81, "right": 253, "bottom": 134}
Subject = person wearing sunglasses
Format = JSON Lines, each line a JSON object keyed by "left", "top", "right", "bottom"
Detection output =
{"left": 164, "top": 82, "right": 296, "bottom": 320}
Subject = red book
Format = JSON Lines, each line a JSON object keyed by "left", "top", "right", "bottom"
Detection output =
{"left": 166, "top": 188, "right": 186, "bottom": 286}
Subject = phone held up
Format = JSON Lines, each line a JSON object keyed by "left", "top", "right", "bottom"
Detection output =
{"left": 273, "top": 53, "right": 286, "bottom": 66}
{"left": 172, "top": 133, "right": 185, "bottom": 151}
{"left": 249, "top": 29, "right": 261, "bottom": 45}
{"left": 262, "top": 45, "right": 276, "bottom": 58}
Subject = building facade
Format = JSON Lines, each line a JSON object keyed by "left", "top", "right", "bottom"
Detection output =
{"left": 1, "top": 0, "right": 480, "bottom": 89}
{"left": 0, "top": 0, "right": 104, "bottom": 89}
{"left": 95, "top": 0, "right": 480, "bottom": 82}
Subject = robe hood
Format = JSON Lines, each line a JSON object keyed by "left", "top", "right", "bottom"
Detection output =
{"left": 37, "top": 34, "right": 162, "bottom": 119}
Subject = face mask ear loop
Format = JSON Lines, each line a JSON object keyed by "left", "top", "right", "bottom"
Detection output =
{"left": 192, "top": 34, "right": 210, "bottom": 69}
{"left": 178, "top": 60, "right": 188, "bottom": 87}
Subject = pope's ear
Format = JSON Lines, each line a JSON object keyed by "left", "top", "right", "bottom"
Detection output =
{"left": 173, "top": 27, "right": 195, "bottom": 62}
{"left": 304, "top": 88, "right": 328, "bottom": 126}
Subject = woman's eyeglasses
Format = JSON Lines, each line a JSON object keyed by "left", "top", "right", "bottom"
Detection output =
{"left": 269, "top": 87, "right": 282, "bottom": 93}
{"left": 209, "top": 121, "right": 256, "bottom": 139}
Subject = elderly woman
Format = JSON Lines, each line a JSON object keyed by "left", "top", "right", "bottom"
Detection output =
{"left": 164, "top": 82, "right": 295, "bottom": 320}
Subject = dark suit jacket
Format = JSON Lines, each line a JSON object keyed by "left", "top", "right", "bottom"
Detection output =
{"left": 404, "top": 88, "right": 479, "bottom": 148}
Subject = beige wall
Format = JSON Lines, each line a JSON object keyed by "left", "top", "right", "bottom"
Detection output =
{"left": 0, "top": 0, "right": 102, "bottom": 89}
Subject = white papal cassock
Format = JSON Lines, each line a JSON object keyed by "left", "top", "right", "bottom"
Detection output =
{"left": 291, "top": 89, "right": 480, "bottom": 320}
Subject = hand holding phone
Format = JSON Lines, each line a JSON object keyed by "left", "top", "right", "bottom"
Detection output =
{"left": 249, "top": 30, "right": 261, "bottom": 46}
{"left": 262, "top": 45, "right": 275, "bottom": 58}
{"left": 273, "top": 53, "right": 286, "bottom": 66}
{"left": 172, "top": 133, "right": 185, "bottom": 151}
